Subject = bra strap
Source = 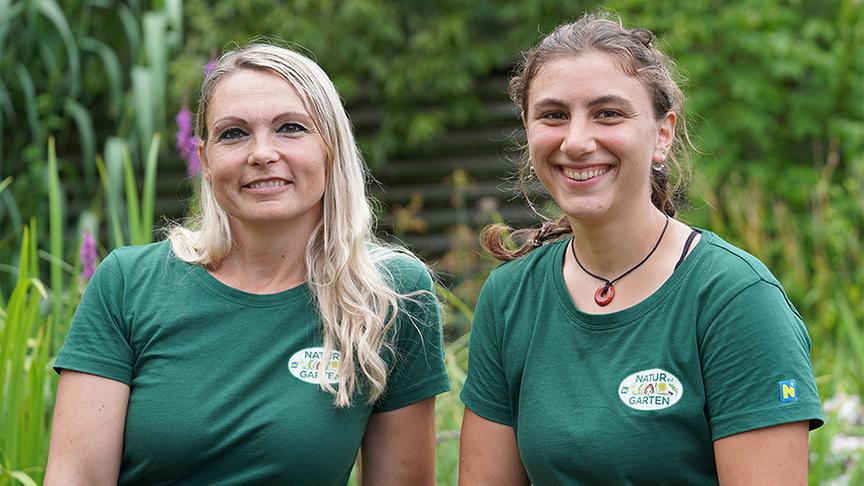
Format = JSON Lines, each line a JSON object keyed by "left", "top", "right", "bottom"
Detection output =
{"left": 674, "top": 229, "right": 702, "bottom": 271}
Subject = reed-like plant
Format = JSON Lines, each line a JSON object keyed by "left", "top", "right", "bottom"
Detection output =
{"left": 0, "top": 221, "right": 54, "bottom": 486}
{"left": 0, "top": 0, "right": 182, "bottom": 275}
{"left": 96, "top": 133, "right": 161, "bottom": 248}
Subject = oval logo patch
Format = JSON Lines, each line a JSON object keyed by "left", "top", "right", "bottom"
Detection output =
{"left": 618, "top": 368, "right": 683, "bottom": 410}
{"left": 288, "top": 347, "right": 340, "bottom": 384}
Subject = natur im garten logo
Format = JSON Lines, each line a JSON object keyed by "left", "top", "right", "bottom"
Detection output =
{"left": 288, "top": 347, "right": 340, "bottom": 384}
{"left": 618, "top": 368, "right": 683, "bottom": 411}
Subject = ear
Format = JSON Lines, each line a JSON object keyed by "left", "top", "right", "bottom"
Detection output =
{"left": 652, "top": 111, "right": 677, "bottom": 163}
{"left": 198, "top": 141, "right": 209, "bottom": 179}
{"left": 520, "top": 111, "right": 527, "bottom": 128}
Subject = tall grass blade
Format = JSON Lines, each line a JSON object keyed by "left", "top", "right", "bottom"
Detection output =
{"left": 142, "top": 12, "right": 167, "bottom": 129}
{"left": 36, "top": 0, "right": 80, "bottom": 97}
{"left": 141, "top": 133, "right": 160, "bottom": 241}
{"left": 0, "top": 220, "right": 45, "bottom": 476}
{"left": 62, "top": 98, "right": 96, "bottom": 186}
{"left": 46, "top": 138, "right": 64, "bottom": 318}
{"left": 0, "top": 2, "right": 26, "bottom": 53}
{"left": 48, "top": 137, "right": 65, "bottom": 354}
{"left": 165, "top": 0, "right": 183, "bottom": 47}
{"left": 132, "top": 66, "right": 154, "bottom": 161}
{"left": 0, "top": 187, "right": 23, "bottom": 251}
{"left": 117, "top": 4, "right": 140, "bottom": 62}
{"left": 122, "top": 145, "right": 142, "bottom": 245}
{"left": 97, "top": 139, "right": 126, "bottom": 247}
{"left": 14, "top": 64, "right": 40, "bottom": 145}
{"left": 8, "top": 470, "right": 39, "bottom": 486}
{"left": 436, "top": 284, "right": 474, "bottom": 322}
{"left": 79, "top": 37, "right": 123, "bottom": 118}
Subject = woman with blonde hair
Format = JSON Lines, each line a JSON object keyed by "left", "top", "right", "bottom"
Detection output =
{"left": 46, "top": 42, "right": 448, "bottom": 485}
{"left": 459, "top": 12, "right": 822, "bottom": 485}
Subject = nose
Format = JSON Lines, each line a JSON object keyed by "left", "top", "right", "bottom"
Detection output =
{"left": 247, "top": 131, "right": 279, "bottom": 166}
{"left": 559, "top": 118, "right": 597, "bottom": 158}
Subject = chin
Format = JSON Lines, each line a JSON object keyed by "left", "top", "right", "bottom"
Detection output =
{"left": 556, "top": 198, "right": 611, "bottom": 223}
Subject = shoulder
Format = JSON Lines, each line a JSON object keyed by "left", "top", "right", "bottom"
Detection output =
{"left": 697, "top": 231, "right": 781, "bottom": 286}
{"left": 95, "top": 240, "right": 182, "bottom": 289}
{"left": 108, "top": 240, "right": 173, "bottom": 268}
{"left": 694, "top": 231, "right": 794, "bottom": 306}
{"left": 692, "top": 230, "right": 803, "bottom": 329}
{"left": 371, "top": 246, "right": 434, "bottom": 293}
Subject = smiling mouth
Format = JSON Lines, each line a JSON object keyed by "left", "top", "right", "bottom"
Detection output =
{"left": 561, "top": 166, "right": 611, "bottom": 182}
{"left": 244, "top": 179, "right": 289, "bottom": 189}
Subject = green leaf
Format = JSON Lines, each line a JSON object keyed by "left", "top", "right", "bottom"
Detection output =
{"left": 79, "top": 36, "right": 124, "bottom": 118}
{"left": 141, "top": 133, "right": 160, "bottom": 242}
{"left": 132, "top": 66, "right": 155, "bottom": 159}
{"left": 117, "top": 3, "right": 141, "bottom": 61}
{"left": 122, "top": 144, "right": 142, "bottom": 245}
{"left": 62, "top": 98, "right": 96, "bottom": 186}
{"left": 36, "top": 0, "right": 81, "bottom": 98}
{"left": 46, "top": 137, "right": 64, "bottom": 315}
{"left": 14, "top": 64, "right": 40, "bottom": 145}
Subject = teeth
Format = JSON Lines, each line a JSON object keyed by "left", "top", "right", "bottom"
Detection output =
{"left": 562, "top": 166, "right": 609, "bottom": 181}
{"left": 248, "top": 180, "right": 288, "bottom": 189}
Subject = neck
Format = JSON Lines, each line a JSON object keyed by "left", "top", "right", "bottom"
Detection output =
{"left": 213, "top": 218, "right": 320, "bottom": 293}
{"left": 567, "top": 203, "right": 667, "bottom": 277}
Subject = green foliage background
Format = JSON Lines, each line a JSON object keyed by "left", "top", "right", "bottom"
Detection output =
{"left": 0, "top": 0, "right": 861, "bottom": 484}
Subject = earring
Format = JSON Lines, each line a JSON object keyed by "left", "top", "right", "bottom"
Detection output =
{"left": 653, "top": 151, "right": 668, "bottom": 171}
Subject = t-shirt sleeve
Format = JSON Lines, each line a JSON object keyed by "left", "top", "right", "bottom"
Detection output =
{"left": 460, "top": 273, "right": 512, "bottom": 426}
{"left": 700, "top": 279, "right": 824, "bottom": 440}
{"left": 373, "top": 260, "right": 450, "bottom": 412}
{"left": 54, "top": 251, "right": 134, "bottom": 385}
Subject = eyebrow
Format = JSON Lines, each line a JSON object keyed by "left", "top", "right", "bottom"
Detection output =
{"left": 530, "top": 95, "right": 636, "bottom": 113}
{"left": 212, "top": 111, "right": 314, "bottom": 131}
{"left": 586, "top": 95, "right": 635, "bottom": 111}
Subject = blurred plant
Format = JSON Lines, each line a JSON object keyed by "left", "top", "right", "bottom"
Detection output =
{"left": 176, "top": 106, "right": 200, "bottom": 176}
{"left": 0, "top": 0, "right": 183, "bottom": 266}
{"left": 79, "top": 230, "right": 97, "bottom": 282}
{"left": 97, "top": 134, "right": 161, "bottom": 248}
{"left": 0, "top": 221, "right": 54, "bottom": 486}
{"left": 392, "top": 192, "right": 428, "bottom": 236}
{"left": 812, "top": 393, "right": 864, "bottom": 485}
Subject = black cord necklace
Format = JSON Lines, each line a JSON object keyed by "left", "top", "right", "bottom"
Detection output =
{"left": 570, "top": 214, "right": 670, "bottom": 307}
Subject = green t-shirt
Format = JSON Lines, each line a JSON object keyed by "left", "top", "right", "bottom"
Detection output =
{"left": 55, "top": 241, "right": 450, "bottom": 485}
{"left": 461, "top": 230, "right": 823, "bottom": 485}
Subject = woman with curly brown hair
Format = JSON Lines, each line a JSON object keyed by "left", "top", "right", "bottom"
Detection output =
{"left": 459, "top": 12, "right": 822, "bottom": 485}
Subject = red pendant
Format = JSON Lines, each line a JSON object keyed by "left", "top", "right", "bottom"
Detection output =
{"left": 594, "top": 284, "right": 614, "bottom": 306}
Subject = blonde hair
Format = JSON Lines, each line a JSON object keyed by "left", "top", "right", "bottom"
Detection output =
{"left": 484, "top": 11, "right": 693, "bottom": 260}
{"left": 168, "top": 42, "right": 424, "bottom": 407}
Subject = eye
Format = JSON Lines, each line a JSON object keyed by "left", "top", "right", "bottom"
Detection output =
{"left": 540, "top": 111, "right": 567, "bottom": 121}
{"left": 217, "top": 127, "right": 247, "bottom": 141}
{"left": 597, "top": 110, "right": 624, "bottom": 121}
{"left": 277, "top": 122, "right": 309, "bottom": 134}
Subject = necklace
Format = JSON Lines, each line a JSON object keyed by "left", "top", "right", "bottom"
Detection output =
{"left": 570, "top": 214, "right": 670, "bottom": 307}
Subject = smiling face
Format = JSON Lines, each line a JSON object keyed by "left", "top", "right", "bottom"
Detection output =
{"left": 201, "top": 68, "right": 328, "bottom": 234}
{"left": 524, "top": 51, "right": 675, "bottom": 223}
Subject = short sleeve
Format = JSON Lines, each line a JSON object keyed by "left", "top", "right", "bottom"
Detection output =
{"left": 460, "top": 273, "right": 512, "bottom": 425}
{"left": 54, "top": 251, "right": 134, "bottom": 385}
{"left": 700, "top": 279, "right": 823, "bottom": 440}
{"left": 373, "top": 260, "right": 450, "bottom": 412}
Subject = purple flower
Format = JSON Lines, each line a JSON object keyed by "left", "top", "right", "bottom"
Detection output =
{"left": 80, "top": 231, "right": 97, "bottom": 281}
{"left": 176, "top": 107, "right": 201, "bottom": 176}
{"left": 203, "top": 59, "right": 217, "bottom": 77}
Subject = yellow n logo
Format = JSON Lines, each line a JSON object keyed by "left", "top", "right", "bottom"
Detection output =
{"left": 779, "top": 380, "right": 798, "bottom": 402}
